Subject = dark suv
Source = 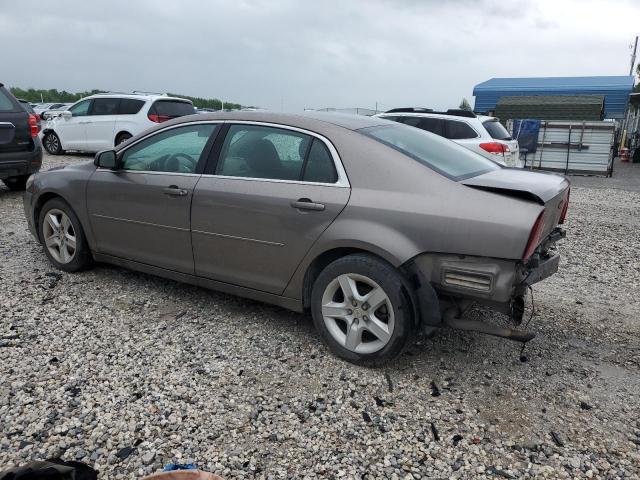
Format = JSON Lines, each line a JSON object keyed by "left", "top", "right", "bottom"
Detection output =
{"left": 0, "top": 83, "right": 43, "bottom": 190}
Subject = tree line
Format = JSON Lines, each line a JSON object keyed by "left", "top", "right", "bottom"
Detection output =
{"left": 9, "top": 87, "right": 243, "bottom": 110}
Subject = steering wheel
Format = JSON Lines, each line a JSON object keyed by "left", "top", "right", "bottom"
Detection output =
{"left": 148, "top": 153, "right": 196, "bottom": 172}
{"left": 168, "top": 153, "right": 197, "bottom": 171}
{"left": 148, "top": 154, "right": 170, "bottom": 171}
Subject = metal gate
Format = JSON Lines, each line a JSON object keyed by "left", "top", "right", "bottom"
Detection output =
{"left": 527, "top": 121, "right": 615, "bottom": 176}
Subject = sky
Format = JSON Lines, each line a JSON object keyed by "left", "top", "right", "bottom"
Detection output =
{"left": 1, "top": 0, "right": 638, "bottom": 111}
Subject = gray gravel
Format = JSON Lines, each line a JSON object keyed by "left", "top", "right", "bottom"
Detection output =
{"left": 1, "top": 154, "right": 639, "bottom": 479}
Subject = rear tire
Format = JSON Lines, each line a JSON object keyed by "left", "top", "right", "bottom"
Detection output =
{"left": 43, "top": 131, "right": 63, "bottom": 155}
{"left": 2, "top": 175, "right": 29, "bottom": 191}
{"left": 38, "top": 198, "right": 93, "bottom": 272}
{"left": 310, "top": 253, "right": 415, "bottom": 366}
{"left": 115, "top": 132, "right": 132, "bottom": 146}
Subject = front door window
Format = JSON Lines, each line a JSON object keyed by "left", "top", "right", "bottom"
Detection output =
{"left": 69, "top": 99, "right": 91, "bottom": 117}
{"left": 121, "top": 124, "right": 218, "bottom": 173}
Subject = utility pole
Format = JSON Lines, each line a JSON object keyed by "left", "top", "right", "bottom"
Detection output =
{"left": 631, "top": 35, "right": 638, "bottom": 76}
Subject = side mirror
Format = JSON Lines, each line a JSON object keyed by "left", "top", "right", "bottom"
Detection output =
{"left": 62, "top": 110, "right": 72, "bottom": 119}
{"left": 94, "top": 150, "right": 118, "bottom": 169}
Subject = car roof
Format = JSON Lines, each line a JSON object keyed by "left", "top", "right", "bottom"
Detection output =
{"left": 181, "top": 111, "right": 390, "bottom": 131}
{"left": 84, "top": 93, "right": 191, "bottom": 102}
{"left": 378, "top": 111, "right": 500, "bottom": 123}
{"left": 115, "top": 111, "right": 395, "bottom": 153}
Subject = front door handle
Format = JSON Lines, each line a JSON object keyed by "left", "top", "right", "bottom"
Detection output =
{"left": 291, "top": 198, "right": 325, "bottom": 211}
{"left": 163, "top": 185, "right": 188, "bottom": 197}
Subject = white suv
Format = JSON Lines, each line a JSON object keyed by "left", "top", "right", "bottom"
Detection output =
{"left": 41, "top": 93, "right": 196, "bottom": 154}
{"left": 376, "top": 108, "right": 521, "bottom": 167}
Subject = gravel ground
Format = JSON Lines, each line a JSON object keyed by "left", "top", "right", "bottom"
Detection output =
{"left": 1, "top": 154, "right": 639, "bottom": 479}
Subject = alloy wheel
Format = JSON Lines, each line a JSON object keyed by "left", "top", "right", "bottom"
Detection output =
{"left": 42, "top": 209, "right": 76, "bottom": 264}
{"left": 321, "top": 273, "right": 395, "bottom": 354}
{"left": 45, "top": 134, "right": 59, "bottom": 153}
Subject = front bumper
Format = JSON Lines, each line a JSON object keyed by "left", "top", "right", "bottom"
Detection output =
{"left": 23, "top": 185, "right": 38, "bottom": 240}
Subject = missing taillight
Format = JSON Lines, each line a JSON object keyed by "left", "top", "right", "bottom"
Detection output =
{"left": 523, "top": 211, "right": 545, "bottom": 261}
{"left": 559, "top": 189, "right": 570, "bottom": 224}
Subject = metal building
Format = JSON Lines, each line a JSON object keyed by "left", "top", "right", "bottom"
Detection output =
{"left": 495, "top": 95, "right": 605, "bottom": 121}
{"left": 473, "top": 76, "right": 635, "bottom": 119}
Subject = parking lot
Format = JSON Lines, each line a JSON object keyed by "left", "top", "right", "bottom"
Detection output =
{"left": 1, "top": 153, "right": 639, "bottom": 478}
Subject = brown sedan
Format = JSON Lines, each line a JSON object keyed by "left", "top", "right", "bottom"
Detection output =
{"left": 23, "top": 112, "right": 569, "bottom": 365}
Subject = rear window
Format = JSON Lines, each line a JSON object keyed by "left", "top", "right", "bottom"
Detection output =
{"left": 19, "top": 100, "right": 34, "bottom": 114}
{"left": 151, "top": 100, "right": 195, "bottom": 117}
{"left": 483, "top": 120, "right": 512, "bottom": 140}
{"left": 119, "top": 99, "right": 145, "bottom": 115}
{"left": 0, "top": 88, "right": 17, "bottom": 112}
{"left": 360, "top": 124, "right": 500, "bottom": 181}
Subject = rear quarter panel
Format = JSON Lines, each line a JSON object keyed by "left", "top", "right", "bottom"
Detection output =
{"left": 283, "top": 130, "right": 541, "bottom": 299}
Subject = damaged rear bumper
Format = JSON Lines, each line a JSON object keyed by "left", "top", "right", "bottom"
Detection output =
{"left": 406, "top": 229, "right": 563, "bottom": 324}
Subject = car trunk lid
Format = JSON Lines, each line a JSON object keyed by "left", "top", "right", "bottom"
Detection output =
{"left": 462, "top": 168, "right": 570, "bottom": 244}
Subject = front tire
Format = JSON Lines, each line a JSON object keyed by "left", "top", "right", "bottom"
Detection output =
{"left": 311, "top": 254, "right": 415, "bottom": 366}
{"left": 2, "top": 175, "right": 29, "bottom": 191}
{"left": 43, "top": 131, "right": 63, "bottom": 155}
{"left": 38, "top": 198, "right": 93, "bottom": 272}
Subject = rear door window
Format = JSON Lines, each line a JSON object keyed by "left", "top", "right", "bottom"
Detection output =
{"left": 119, "top": 99, "right": 145, "bottom": 115}
{"left": 90, "top": 98, "right": 120, "bottom": 116}
{"left": 444, "top": 120, "right": 478, "bottom": 139}
{"left": 483, "top": 120, "right": 512, "bottom": 140}
{"left": 302, "top": 139, "right": 338, "bottom": 183}
{"left": 217, "top": 124, "right": 312, "bottom": 181}
{"left": 149, "top": 101, "right": 196, "bottom": 122}
{"left": 402, "top": 117, "right": 446, "bottom": 137}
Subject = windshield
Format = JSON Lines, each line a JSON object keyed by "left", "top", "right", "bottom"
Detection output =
{"left": 359, "top": 124, "right": 500, "bottom": 180}
{"left": 483, "top": 120, "right": 512, "bottom": 140}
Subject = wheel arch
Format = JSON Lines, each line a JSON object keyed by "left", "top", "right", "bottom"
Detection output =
{"left": 33, "top": 192, "right": 80, "bottom": 241}
{"left": 299, "top": 245, "right": 440, "bottom": 332}
{"left": 114, "top": 131, "right": 133, "bottom": 146}
{"left": 41, "top": 128, "right": 63, "bottom": 151}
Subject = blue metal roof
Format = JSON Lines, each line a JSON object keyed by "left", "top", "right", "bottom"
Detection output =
{"left": 473, "top": 76, "right": 635, "bottom": 119}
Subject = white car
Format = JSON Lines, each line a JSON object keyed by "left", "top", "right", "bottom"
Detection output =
{"left": 41, "top": 93, "right": 196, "bottom": 154}
{"left": 40, "top": 103, "right": 72, "bottom": 120}
{"left": 376, "top": 108, "right": 521, "bottom": 167}
{"left": 33, "top": 103, "right": 67, "bottom": 116}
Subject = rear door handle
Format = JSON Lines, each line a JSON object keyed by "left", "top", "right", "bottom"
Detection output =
{"left": 291, "top": 198, "right": 325, "bottom": 211}
{"left": 163, "top": 185, "right": 188, "bottom": 197}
